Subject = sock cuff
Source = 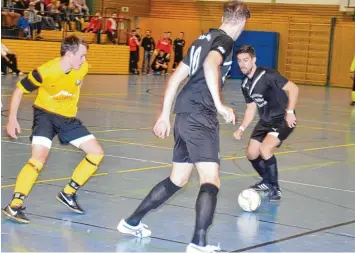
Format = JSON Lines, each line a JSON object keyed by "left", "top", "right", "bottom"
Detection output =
{"left": 28, "top": 158, "right": 44, "bottom": 172}
{"left": 69, "top": 179, "right": 81, "bottom": 190}
{"left": 164, "top": 177, "right": 182, "bottom": 193}
{"left": 85, "top": 154, "right": 104, "bottom": 166}
{"left": 200, "top": 183, "right": 219, "bottom": 195}
{"left": 248, "top": 156, "right": 262, "bottom": 163}
{"left": 264, "top": 155, "right": 276, "bottom": 164}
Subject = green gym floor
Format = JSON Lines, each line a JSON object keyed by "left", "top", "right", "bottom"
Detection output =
{"left": 1, "top": 74, "right": 355, "bottom": 252}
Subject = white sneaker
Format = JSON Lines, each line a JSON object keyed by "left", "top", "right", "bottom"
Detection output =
{"left": 186, "top": 243, "right": 221, "bottom": 253}
{"left": 117, "top": 219, "right": 151, "bottom": 238}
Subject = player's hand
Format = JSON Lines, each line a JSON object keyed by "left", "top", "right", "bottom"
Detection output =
{"left": 285, "top": 113, "right": 297, "bottom": 128}
{"left": 153, "top": 116, "right": 171, "bottom": 139}
{"left": 217, "top": 104, "right": 236, "bottom": 124}
{"left": 6, "top": 118, "right": 21, "bottom": 139}
{"left": 233, "top": 129, "right": 244, "bottom": 140}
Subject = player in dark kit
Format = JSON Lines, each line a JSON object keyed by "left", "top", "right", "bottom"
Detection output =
{"left": 234, "top": 45, "right": 299, "bottom": 202}
{"left": 117, "top": 1, "right": 250, "bottom": 252}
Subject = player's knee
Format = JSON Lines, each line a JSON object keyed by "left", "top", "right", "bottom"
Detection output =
{"left": 94, "top": 145, "right": 104, "bottom": 156}
{"left": 259, "top": 144, "right": 272, "bottom": 160}
{"left": 200, "top": 175, "right": 220, "bottom": 188}
{"left": 31, "top": 152, "right": 48, "bottom": 165}
{"left": 170, "top": 174, "right": 189, "bottom": 187}
{"left": 246, "top": 147, "right": 260, "bottom": 160}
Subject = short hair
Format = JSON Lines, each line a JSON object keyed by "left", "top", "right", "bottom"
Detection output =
{"left": 180, "top": 32, "right": 184, "bottom": 34}
{"left": 223, "top": 0, "right": 250, "bottom": 24}
{"left": 131, "top": 29, "right": 136, "bottom": 32}
{"left": 236, "top": 45, "right": 255, "bottom": 58}
{"left": 60, "top": 35, "right": 88, "bottom": 56}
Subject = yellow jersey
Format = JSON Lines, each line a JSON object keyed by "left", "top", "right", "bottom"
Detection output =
{"left": 17, "top": 57, "right": 88, "bottom": 118}
{"left": 351, "top": 55, "right": 355, "bottom": 72}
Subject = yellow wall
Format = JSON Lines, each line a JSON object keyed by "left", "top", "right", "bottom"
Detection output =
{"left": 2, "top": 39, "right": 129, "bottom": 75}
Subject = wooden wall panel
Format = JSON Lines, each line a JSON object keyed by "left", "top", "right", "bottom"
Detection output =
{"left": 330, "top": 21, "right": 355, "bottom": 88}
{"left": 95, "top": 0, "right": 150, "bottom": 17}
{"left": 2, "top": 39, "right": 129, "bottom": 74}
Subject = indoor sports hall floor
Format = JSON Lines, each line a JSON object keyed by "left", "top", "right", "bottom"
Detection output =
{"left": 1, "top": 74, "right": 355, "bottom": 252}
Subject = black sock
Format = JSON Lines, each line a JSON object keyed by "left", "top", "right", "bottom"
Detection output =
{"left": 126, "top": 177, "right": 181, "bottom": 226}
{"left": 263, "top": 155, "right": 279, "bottom": 187}
{"left": 249, "top": 156, "right": 268, "bottom": 182}
{"left": 191, "top": 183, "right": 219, "bottom": 247}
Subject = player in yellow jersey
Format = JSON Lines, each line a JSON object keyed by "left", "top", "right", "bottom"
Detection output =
{"left": 3, "top": 35, "right": 104, "bottom": 224}
{"left": 350, "top": 54, "right": 355, "bottom": 106}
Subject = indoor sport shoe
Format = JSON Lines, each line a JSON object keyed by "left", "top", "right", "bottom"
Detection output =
{"left": 269, "top": 186, "right": 282, "bottom": 202}
{"left": 117, "top": 219, "right": 151, "bottom": 238}
{"left": 186, "top": 243, "right": 221, "bottom": 253}
{"left": 56, "top": 191, "right": 84, "bottom": 214}
{"left": 3, "top": 205, "right": 30, "bottom": 224}
{"left": 249, "top": 180, "right": 271, "bottom": 192}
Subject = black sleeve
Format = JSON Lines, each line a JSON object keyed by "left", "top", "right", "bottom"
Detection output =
{"left": 242, "top": 87, "right": 254, "bottom": 104}
{"left": 266, "top": 70, "right": 289, "bottom": 89}
{"left": 210, "top": 34, "right": 234, "bottom": 61}
{"left": 141, "top": 38, "right": 146, "bottom": 48}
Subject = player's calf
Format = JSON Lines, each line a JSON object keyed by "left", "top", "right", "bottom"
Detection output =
{"left": 58, "top": 152, "right": 104, "bottom": 213}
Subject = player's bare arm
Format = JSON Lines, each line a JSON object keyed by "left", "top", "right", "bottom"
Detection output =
{"left": 234, "top": 102, "right": 257, "bottom": 140}
{"left": 6, "top": 87, "right": 24, "bottom": 139}
{"left": 282, "top": 81, "right": 299, "bottom": 128}
{"left": 203, "top": 50, "right": 235, "bottom": 124}
{"left": 153, "top": 62, "right": 190, "bottom": 138}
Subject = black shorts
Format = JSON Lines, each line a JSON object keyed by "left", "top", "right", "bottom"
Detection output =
{"left": 250, "top": 120, "right": 294, "bottom": 145}
{"left": 173, "top": 112, "right": 220, "bottom": 164}
{"left": 30, "top": 106, "right": 92, "bottom": 147}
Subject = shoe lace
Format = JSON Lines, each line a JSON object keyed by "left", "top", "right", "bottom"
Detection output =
{"left": 134, "top": 223, "right": 148, "bottom": 237}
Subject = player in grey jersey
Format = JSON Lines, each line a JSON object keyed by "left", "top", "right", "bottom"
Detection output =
{"left": 117, "top": 1, "right": 250, "bottom": 252}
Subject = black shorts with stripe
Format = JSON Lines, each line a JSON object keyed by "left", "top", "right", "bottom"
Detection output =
{"left": 250, "top": 119, "right": 295, "bottom": 146}
{"left": 173, "top": 112, "right": 220, "bottom": 164}
{"left": 30, "top": 106, "right": 91, "bottom": 145}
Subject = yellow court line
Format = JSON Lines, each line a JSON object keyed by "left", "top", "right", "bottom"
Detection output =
{"left": 96, "top": 138, "right": 173, "bottom": 150}
{"left": 297, "top": 125, "right": 350, "bottom": 133}
{"left": 223, "top": 143, "right": 355, "bottom": 161}
{"left": 1, "top": 165, "right": 171, "bottom": 188}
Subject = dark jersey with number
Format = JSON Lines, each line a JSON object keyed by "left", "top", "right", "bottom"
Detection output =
{"left": 173, "top": 29, "right": 234, "bottom": 114}
{"left": 241, "top": 67, "right": 289, "bottom": 123}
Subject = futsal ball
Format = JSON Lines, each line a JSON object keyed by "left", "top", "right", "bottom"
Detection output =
{"left": 238, "top": 189, "right": 261, "bottom": 212}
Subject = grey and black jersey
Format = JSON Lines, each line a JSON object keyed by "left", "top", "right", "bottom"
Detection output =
{"left": 241, "top": 67, "right": 289, "bottom": 123}
{"left": 173, "top": 29, "right": 234, "bottom": 114}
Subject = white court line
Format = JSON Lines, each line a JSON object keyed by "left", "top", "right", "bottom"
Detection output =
{"left": 1, "top": 140, "right": 170, "bottom": 165}
{"left": 279, "top": 179, "right": 355, "bottom": 193}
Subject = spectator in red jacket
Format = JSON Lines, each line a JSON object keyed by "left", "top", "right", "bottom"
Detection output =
{"left": 85, "top": 12, "right": 102, "bottom": 33}
{"left": 104, "top": 12, "right": 117, "bottom": 44}
{"left": 156, "top": 32, "right": 171, "bottom": 56}
{"left": 129, "top": 30, "right": 140, "bottom": 75}
{"left": 155, "top": 32, "right": 172, "bottom": 74}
